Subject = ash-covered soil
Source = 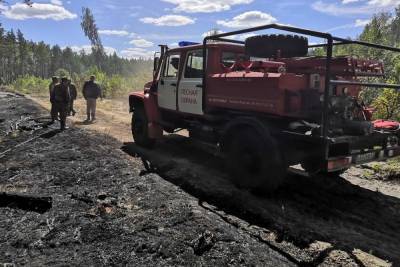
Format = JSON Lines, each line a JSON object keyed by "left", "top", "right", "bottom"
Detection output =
{"left": 123, "top": 139, "right": 400, "bottom": 267}
{"left": 0, "top": 92, "right": 293, "bottom": 266}
{"left": 1, "top": 91, "right": 399, "bottom": 266}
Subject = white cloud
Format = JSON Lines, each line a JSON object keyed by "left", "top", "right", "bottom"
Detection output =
{"left": 162, "top": 0, "right": 253, "bottom": 13}
{"left": 312, "top": 0, "right": 400, "bottom": 16}
{"left": 129, "top": 33, "right": 138, "bottom": 38}
{"left": 202, "top": 29, "right": 225, "bottom": 38}
{"left": 68, "top": 45, "right": 117, "bottom": 56}
{"left": 137, "top": 33, "right": 198, "bottom": 40}
{"left": 0, "top": 3, "right": 7, "bottom": 12}
{"left": 3, "top": 2, "right": 77, "bottom": 20}
{"left": 103, "top": 46, "right": 118, "bottom": 55}
{"left": 200, "top": 29, "right": 256, "bottom": 41}
{"left": 120, "top": 48, "right": 155, "bottom": 59}
{"left": 140, "top": 14, "right": 195, "bottom": 26}
{"left": 99, "top": 30, "right": 130, "bottom": 36}
{"left": 50, "top": 0, "right": 63, "bottom": 6}
{"left": 237, "top": 33, "right": 257, "bottom": 40}
{"left": 312, "top": 1, "right": 364, "bottom": 15}
{"left": 216, "top": 11, "right": 277, "bottom": 28}
{"left": 68, "top": 46, "right": 93, "bottom": 54}
{"left": 355, "top": 18, "right": 371, "bottom": 27}
{"left": 129, "top": 38, "right": 154, "bottom": 47}
{"left": 342, "top": 0, "right": 360, "bottom": 4}
{"left": 368, "top": 0, "right": 400, "bottom": 8}
{"left": 326, "top": 18, "right": 371, "bottom": 31}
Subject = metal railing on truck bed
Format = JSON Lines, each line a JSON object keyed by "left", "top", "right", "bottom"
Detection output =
{"left": 202, "top": 23, "right": 400, "bottom": 140}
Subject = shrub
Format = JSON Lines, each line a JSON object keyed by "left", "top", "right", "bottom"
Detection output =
{"left": 372, "top": 88, "right": 400, "bottom": 120}
{"left": 10, "top": 67, "right": 153, "bottom": 98}
{"left": 54, "top": 68, "right": 70, "bottom": 78}
{"left": 12, "top": 75, "right": 50, "bottom": 96}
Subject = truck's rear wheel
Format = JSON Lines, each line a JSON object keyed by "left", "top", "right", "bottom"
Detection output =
{"left": 225, "top": 129, "right": 286, "bottom": 193}
{"left": 131, "top": 106, "right": 155, "bottom": 148}
{"left": 301, "top": 159, "right": 322, "bottom": 174}
{"left": 326, "top": 170, "right": 346, "bottom": 177}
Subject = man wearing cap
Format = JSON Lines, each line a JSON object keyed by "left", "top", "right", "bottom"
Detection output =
{"left": 52, "top": 77, "right": 71, "bottom": 131}
{"left": 68, "top": 79, "right": 77, "bottom": 116}
{"left": 82, "top": 75, "right": 102, "bottom": 122}
{"left": 49, "top": 76, "right": 59, "bottom": 123}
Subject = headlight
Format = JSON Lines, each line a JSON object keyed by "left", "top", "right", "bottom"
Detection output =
{"left": 278, "top": 66, "right": 286, "bottom": 73}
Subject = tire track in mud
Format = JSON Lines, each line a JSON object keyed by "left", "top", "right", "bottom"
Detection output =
{"left": 198, "top": 200, "right": 335, "bottom": 267}
{"left": 122, "top": 136, "right": 399, "bottom": 266}
{"left": 0, "top": 92, "right": 62, "bottom": 159}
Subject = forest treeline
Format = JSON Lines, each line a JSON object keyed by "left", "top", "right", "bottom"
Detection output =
{"left": 313, "top": 7, "right": 400, "bottom": 120}
{"left": 0, "top": 23, "right": 153, "bottom": 97}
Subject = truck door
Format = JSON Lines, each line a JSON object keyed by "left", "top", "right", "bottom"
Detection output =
{"left": 158, "top": 53, "right": 180, "bottom": 111}
{"left": 178, "top": 50, "right": 204, "bottom": 115}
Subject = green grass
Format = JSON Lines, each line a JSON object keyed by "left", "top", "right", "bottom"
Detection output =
{"left": 364, "top": 157, "right": 400, "bottom": 180}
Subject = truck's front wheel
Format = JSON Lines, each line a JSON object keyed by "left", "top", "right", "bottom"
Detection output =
{"left": 225, "top": 129, "right": 286, "bottom": 193}
{"left": 131, "top": 106, "right": 155, "bottom": 148}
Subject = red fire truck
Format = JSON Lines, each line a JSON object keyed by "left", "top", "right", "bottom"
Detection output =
{"left": 129, "top": 24, "right": 400, "bottom": 192}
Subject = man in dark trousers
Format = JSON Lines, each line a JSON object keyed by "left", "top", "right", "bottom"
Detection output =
{"left": 67, "top": 79, "right": 77, "bottom": 116}
{"left": 82, "top": 75, "right": 102, "bottom": 122}
{"left": 49, "top": 76, "right": 59, "bottom": 123}
{"left": 52, "top": 77, "right": 70, "bottom": 131}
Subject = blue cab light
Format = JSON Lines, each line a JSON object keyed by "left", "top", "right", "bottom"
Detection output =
{"left": 179, "top": 41, "right": 200, "bottom": 47}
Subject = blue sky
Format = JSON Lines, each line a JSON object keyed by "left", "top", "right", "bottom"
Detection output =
{"left": 0, "top": 0, "right": 399, "bottom": 58}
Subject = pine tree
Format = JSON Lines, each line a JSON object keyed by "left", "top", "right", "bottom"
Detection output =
{"left": 80, "top": 7, "right": 105, "bottom": 69}
{"left": 17, "top": 29, "right": 27, "bottom": 77}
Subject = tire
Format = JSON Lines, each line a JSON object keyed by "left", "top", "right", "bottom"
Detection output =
{"left": 131, "top": 105, "right": 155, "bottom": 148}
{"left": 245, "top": 34, "right": 308, "bottom": 58}
{"left": 325, "top": 169, "right": 346, "bottom": 177}
{"left": 225, "top": 128, "right": 286, "bottom": 193}
{"left": 301, "top": 159, "right": 322, "bottom": 174}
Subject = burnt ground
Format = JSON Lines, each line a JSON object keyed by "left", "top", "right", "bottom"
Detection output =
{"left": 1, "top": 91, "right": 399, "bottom": 266}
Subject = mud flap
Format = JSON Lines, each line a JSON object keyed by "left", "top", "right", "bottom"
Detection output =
{"left": 148, "top": 122, "right": 163, "bottom": 139}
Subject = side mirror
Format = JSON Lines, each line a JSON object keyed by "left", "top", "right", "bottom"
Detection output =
{"left": 153, "top": 57, "right": 160, "bottom": 72}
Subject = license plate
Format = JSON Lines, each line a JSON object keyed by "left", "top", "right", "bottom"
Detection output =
{"left": 354, "top": 152, "right": 376, "bottom": 164}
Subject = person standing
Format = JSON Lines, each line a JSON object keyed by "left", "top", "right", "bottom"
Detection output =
{"left": 49, "top": 76, "right": 59, "bottom": 123}
{"left": 52, "top": 77, "right": 71, "bottom": 131}
{"left": 68, "top": 79, "right": 77, "bottom": 116}
{"left": 82, "top": 75, "right": 102, "bottom": 122}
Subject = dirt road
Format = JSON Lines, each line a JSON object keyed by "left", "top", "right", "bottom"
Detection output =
{"left": 1, "top": 92, "right": 400, "bottom": 266}
{"left": 29, "top": 96, "right": 133, "bottom": 142}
